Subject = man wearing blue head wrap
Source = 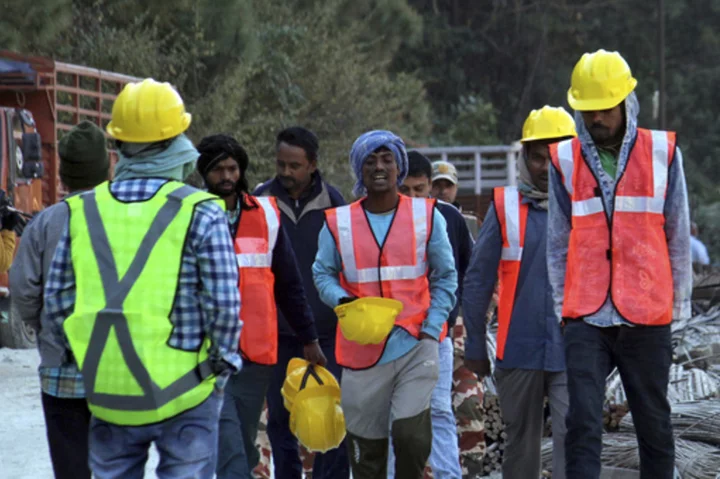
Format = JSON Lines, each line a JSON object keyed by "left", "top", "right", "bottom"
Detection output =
{"left": 313, "top": 130, "right": 458, "bottom": 478}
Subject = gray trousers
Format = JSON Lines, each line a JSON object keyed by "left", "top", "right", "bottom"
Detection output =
{"left": 341, "top": 339, "right": 439, "bottom": 479}
{"left": 495, "top": 368, "right": 568, "bottom": 479}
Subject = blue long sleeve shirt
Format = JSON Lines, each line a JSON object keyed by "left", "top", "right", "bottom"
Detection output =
{"left": 547, "top": 101, "right": 692, "bottom": 326}
{"left": 463, "top": 197, "right": 564, "bottom": 371}
{"left": 312, "top": 206, "right": 457, "bottom": 365}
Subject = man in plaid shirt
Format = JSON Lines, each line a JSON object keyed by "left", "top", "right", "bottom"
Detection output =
{"left": 44, "top": 79, "right": 241, "bottom": 478}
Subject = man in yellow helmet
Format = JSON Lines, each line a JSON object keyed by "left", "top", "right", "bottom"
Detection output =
{"left": 44, "top": 79, "right": 242, "bottom": 478}
{"left": 548, "top": 50, "right": 691, "bottom": 478}
{"left": 463, "top": 106, "right": 576, "bottom": 479}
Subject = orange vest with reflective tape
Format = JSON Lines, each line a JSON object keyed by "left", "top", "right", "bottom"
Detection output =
{"left": 235, "top": 196, "right": 281, "bottom": 365}
{"left": 549, "top": 128, "right": 676, "bottom": 325}
{"left": 493, "top": 187, "right": 529, "bottom": 360}
{"left": 325, "top": 195, "right": 446, "bottom": 370}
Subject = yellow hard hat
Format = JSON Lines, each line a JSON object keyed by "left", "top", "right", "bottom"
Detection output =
{"left": 289, "top": 385, "right": 346, "bottom": 453}
{"left": 334, "top": 297, "right": 403, "bottom": 345}
{"left": 567, "top": 49, "right": 637, "bottom": 111}
{"left": 106, "top": 78, "right": 192, "bottom": 142}
{"left": 281, "top": 358, "right": 340, "bottom": 413}
{"left": 280, "top": 358, "right": 346, "bottom": 452}
{"left": 520, "top": 106, "right": 577, "bottom": 143}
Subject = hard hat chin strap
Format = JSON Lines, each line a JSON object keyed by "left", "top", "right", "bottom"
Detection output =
{"left": 299, "top": 365, "right": 324, "bottom": 391}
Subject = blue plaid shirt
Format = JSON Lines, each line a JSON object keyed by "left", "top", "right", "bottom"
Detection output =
{"left": 43, "top": 179, "right": 243, "bottom": 388}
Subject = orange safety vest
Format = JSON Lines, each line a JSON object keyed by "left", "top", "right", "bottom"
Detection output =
{"left": 549, "top": 128, "right": 676, "bottom": 325}
{"left": 235, "top": 195, "right": 281, "bottom": 365}
{"left": 325, "top": 195, "right": 447, "bottom": 370}
{"left": 493, "top": 187, "right": 529, "bottom": 360}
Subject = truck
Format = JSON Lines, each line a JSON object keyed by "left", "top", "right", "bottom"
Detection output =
{"left": 0, "top": 51, "right": 140, "bottom": 348}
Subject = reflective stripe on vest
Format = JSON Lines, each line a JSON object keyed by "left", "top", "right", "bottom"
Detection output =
{"left": 549, "top": 128, "right": 676, "bottom": 324}
{"left": 494, "top": 187, "right": 529, "bottom": 361}
{"left": 325, "top": 196, "right": 446, "bottom": 370}
{"left": 236, "top": 197, "right": 280, "bottom": 268}
{"left": 235, "top": 196, "right": 280, "bottom": 365}
{"left": 334, "top": 197, "right": 429, "bottom": 284}
{"left": 63, "top": 182, "right": 219, "bottom": 426}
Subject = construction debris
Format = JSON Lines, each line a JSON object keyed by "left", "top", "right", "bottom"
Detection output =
{"left": 619, "top": 400, "right": 720, "bottom": 447}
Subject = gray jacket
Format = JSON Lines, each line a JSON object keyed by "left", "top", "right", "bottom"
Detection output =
{"left": 9, "top": 201, "right": 71, "bottom": 367}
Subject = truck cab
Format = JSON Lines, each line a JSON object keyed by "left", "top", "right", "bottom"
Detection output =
{"left": 0, "top": 51, "right": 139, "bottom": 348}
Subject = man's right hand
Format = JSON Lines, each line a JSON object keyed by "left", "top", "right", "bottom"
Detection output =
{"left": 464, "top": 358, "right": 491, "bottom": 379}
{"left": 338, "top": 296, "right": 357, "bottom": 305}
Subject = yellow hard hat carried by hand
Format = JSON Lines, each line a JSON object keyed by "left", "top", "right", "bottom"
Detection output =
{"left": 334, "top": 297, "right": 403, "bottom": 345}
{"left": 281, "top": 358, "right": 346, "bottom": 453}
{"left": 567, "top": 49, "right": 637, "bottom": 111}
{"left": 520, "top": 106, "right": 577, "bottom": 143}
{"left": 281, "top": 358, "right": 341, "bottom": 412}
{"left": 107, "top": 78, "right": 191, "bottom": 143}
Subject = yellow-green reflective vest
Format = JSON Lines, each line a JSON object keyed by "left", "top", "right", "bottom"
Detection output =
{"left": 63, "top": 180, "right": 225, "bottom": 426}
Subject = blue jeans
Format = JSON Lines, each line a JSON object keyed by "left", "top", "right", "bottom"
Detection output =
{"left": 89, "top": 389, "right": 223, "bottom": 479}
{"left": 564, "top": 321, "right": 674, "bottom": 479}
{"left": 266, "top": 335, "right": 350, "bottom": 479}
{"left": 217, "top": 364, "right": 273, "bottom": 478}
{"left": 388, "top": 337, "right": 461, "bottom": 478}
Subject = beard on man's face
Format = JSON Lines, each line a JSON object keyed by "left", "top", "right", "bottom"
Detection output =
{"left": 209, "top": 180, "right": 237, "bottom": 197}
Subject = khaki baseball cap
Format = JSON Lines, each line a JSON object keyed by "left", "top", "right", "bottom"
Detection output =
{"left": 432, "top": 160, "right": 458, "bottom": 185}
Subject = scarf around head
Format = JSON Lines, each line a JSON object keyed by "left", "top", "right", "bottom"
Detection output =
{"left": 349, "top": 130, "right": 408, "bottom": 198}
{"left": 113, "top": 134, "right": 199, "bottom": 181}
{"left": 517, "top": 149, "right": 550, "bottom": 210}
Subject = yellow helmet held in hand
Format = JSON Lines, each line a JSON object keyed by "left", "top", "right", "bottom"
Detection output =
{"left": 567, "top": 49, "right": 637, "bottom": 112}
{"left": 334, "top": 297, "right": 403, "bottom": 345}
{"left": 107, "top": 78, "right": 192, "bottom": 143}
{"left": 520, "top": 106, "right": 577, "bottom": 143}
{"left": 281, "top": 358, "right": 340, "bottom": 412}
{"left": 281, "top": 358, "right": 346, "bottom": 452}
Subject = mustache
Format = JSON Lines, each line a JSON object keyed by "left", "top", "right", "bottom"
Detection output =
{"left": 590, "top": 123, "right": 609, "bottom": 131}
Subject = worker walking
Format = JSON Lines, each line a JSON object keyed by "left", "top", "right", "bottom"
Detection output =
{"left": 390, "top": 150, "right": 473, "bottom": 478}
{"left": 548, "top": 50, "right": 692, "bottom": 479}
{"left": 195, "top": 134, "right": 326, "bottom": 478}
{"left": 10, "top": 120, "right": 109, "bottom": 479}
{"left": 463, "top": 106, "right": 576, "bottom": 479}
{"left": 312, "top": 130, "right": 457, "bottom": 479}
{"left": 253, "top": 126, "right": 349, "bottom": 478}
{"left": 43, "top": 79, "right": 242, "bottom": 478}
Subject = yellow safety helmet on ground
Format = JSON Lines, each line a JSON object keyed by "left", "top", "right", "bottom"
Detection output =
{"left": 567, "top": 49, "right": 637, "bottom": 111}
{"left": 107, "top": 78, "right": 191, "bottom": 143}
{"left": 334, "top": 297, "right": 403, "bottom": 345}
{"left": 520, "top": 106, "right": 577, "bottom": 143}
{"left": 281, "top": 358, "right": 346, "bottom": 452}
{"left": 281, "top": 358, "right": 340, "bottom": 412}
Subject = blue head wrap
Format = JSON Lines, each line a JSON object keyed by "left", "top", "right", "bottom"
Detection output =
{"left": 349, "top": 130, "right": 408, "bottom": 197}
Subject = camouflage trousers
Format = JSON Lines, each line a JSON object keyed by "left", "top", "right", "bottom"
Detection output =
{"left": 252, "top": 322, "right": 486, "bottom": 479}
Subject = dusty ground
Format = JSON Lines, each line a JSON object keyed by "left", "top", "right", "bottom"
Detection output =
{"left": 0, "top": 348, "right": 159, "bottom": 479}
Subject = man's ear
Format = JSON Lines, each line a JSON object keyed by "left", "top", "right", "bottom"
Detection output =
{"left": 309, "top": 161, "right": 318, "bottom": 174}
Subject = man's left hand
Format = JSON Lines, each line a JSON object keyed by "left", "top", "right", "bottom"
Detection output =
{"left": 303, "top": 341, "right": 327, "bottom": 367}
{"left": 419, "top": 332, "right": 438, "bottom": 342}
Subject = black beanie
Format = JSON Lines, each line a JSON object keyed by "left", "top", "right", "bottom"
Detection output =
{"left": 196, "top": 134, "right": 250, "bottom": 192}
{"left": 58, "top": 120, "right": 109, "bottom": 190}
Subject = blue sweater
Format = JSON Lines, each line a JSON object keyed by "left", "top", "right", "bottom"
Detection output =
{"left": 254, "top": 172, "right": 346, "bottom": 340}
{"left": 312, "top": 205, "right": 457, "bottom": 365}
{"left": 463, "top": 196, "right": 564, "bottom": 372}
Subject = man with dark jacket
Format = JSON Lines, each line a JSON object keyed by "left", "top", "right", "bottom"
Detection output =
{"left": 197, "top": 134, "right": 326, "bottom": 478}
{"left": 253, "top": 126, "right": 349, "bottom": 479}
{"left": 392, "top": 150, "right": 473, "bottom": 477}
{"left": 10, "top": 120, "right": 110, "bottom": 479}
